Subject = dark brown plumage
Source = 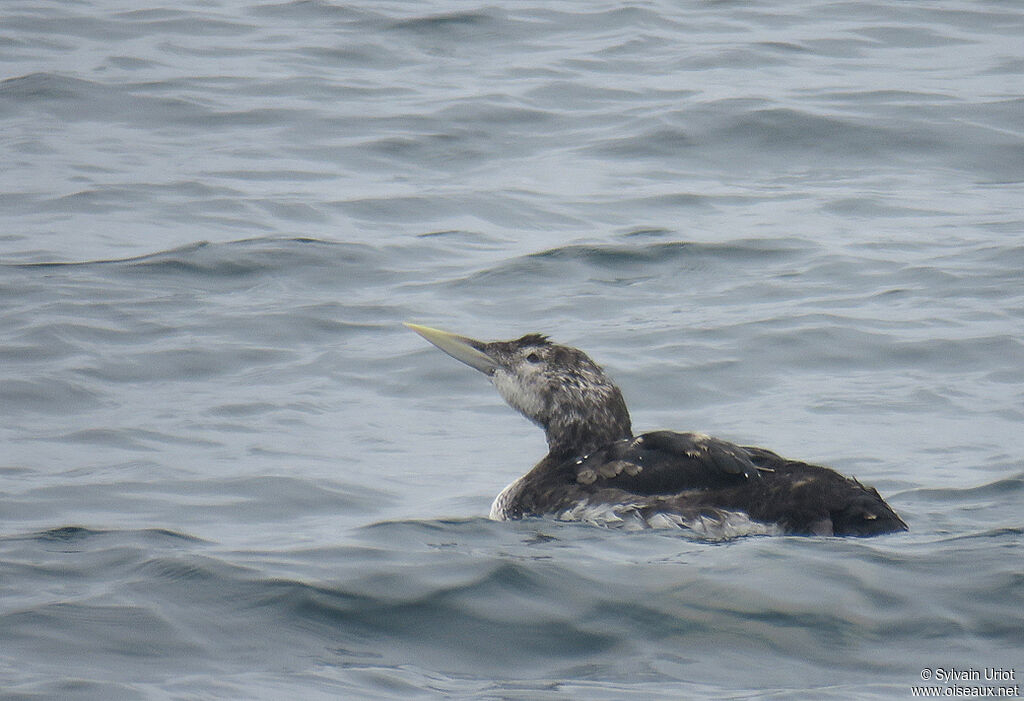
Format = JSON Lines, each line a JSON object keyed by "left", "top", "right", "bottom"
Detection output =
{"left": 406, "top": 324, "right": 907, "bottom": 538}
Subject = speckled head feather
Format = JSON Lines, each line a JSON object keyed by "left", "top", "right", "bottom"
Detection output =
{"left": 514, "top": 333, "right": 550, "bottom": 346}
{"left": 479, "top": 333, "right": 633, "bottom": 458}
{"left": 404, "top": 324, "right": 632, "bottom": 457}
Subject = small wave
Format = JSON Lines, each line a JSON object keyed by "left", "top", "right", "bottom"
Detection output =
{"left": 2, "top": 601, "right": 206, "bottom": 658}
{"left": 133, "top": 555, "right": 238, "bottom": 583}
{"left": 104, "top": 475, "right": 398, "bottom": 522}
{"left": 6, "top": 236, "right": 383, "bottom": 280}
{"left": 529, "top": 238, "right": 805, "bottom": 265}
{"left": 901, "top": 473, "right": 1024, "bottom": 502}
{"left": 447, "top": 238, "right": 809, "bottom": 289}
{"left": 0, "top": 72, "right": 97, "bottom": 101}
{"left": 110, "top": 9, "right": 255, "bottom": 37}
{"left": 247, "top": 560, "right": 620, "bottom": 673}
{"left": 0, "top": 72, "right": 204, "bottom": 124}
{"left": 250, "top": 0, "right": 378, "bottom": 22}
{"left": 4, "top": 525, "right": 206, "bottom": 545}
{"left": 713, "top": 107, "right": 940, "bottom": 157}
{"left": 929, "top": 526, "right": 1024, "bottom": 543}
{"left": 0, "top": 377, "right": 104, "bottom": 415}
{"left": 388, "top": 11, "right": 497, "bottom": 34}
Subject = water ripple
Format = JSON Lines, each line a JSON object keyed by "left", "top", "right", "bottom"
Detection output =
{"left": 2, "top": 0, "right": 1023, "bottom": 697}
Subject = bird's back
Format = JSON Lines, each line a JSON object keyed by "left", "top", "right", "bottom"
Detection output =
{"left": 496, "top": 431, "right": 907, "bottom": 537}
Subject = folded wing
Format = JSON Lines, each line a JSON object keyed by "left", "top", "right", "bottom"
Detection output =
{"left": 571, "top": 430, "right": 764, "bottom": 493}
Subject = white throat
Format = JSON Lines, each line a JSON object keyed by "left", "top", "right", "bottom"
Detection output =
{"left": 489, "top": 476, "right": 524, "bottom": 520}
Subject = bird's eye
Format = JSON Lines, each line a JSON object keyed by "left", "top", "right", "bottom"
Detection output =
{"left": 526, "top": 352, "right": 542, "bottom": 364}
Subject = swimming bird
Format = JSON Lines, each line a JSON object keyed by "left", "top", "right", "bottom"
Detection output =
{"left": 405, "top": 323, "right": 907, "bottom": 538}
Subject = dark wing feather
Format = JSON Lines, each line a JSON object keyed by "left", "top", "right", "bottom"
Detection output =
{"left": 568, "top": 436, "right": 907, "bottom": 535}
{"left": 734, "top": 446, "right": 909, "bottom": 536}
{"left": 571, "top": 430, "right": 763, "bottom": 495}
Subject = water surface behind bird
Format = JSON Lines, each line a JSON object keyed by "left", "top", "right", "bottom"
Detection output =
{"left": 1, "top": 1, "right": 1022, "bottom": 699}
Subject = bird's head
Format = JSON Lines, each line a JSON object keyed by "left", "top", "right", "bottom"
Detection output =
{"left": 406, "top": 323, "right": 632, "bottom": 457}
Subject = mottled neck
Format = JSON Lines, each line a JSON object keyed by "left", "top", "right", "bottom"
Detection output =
{"left": 543, "top": 392, "right": 633, "bottom": 460}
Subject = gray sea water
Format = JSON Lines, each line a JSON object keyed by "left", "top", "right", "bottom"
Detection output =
{"left": 2, "top": 1, "right": 1023, "bottom": 699}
